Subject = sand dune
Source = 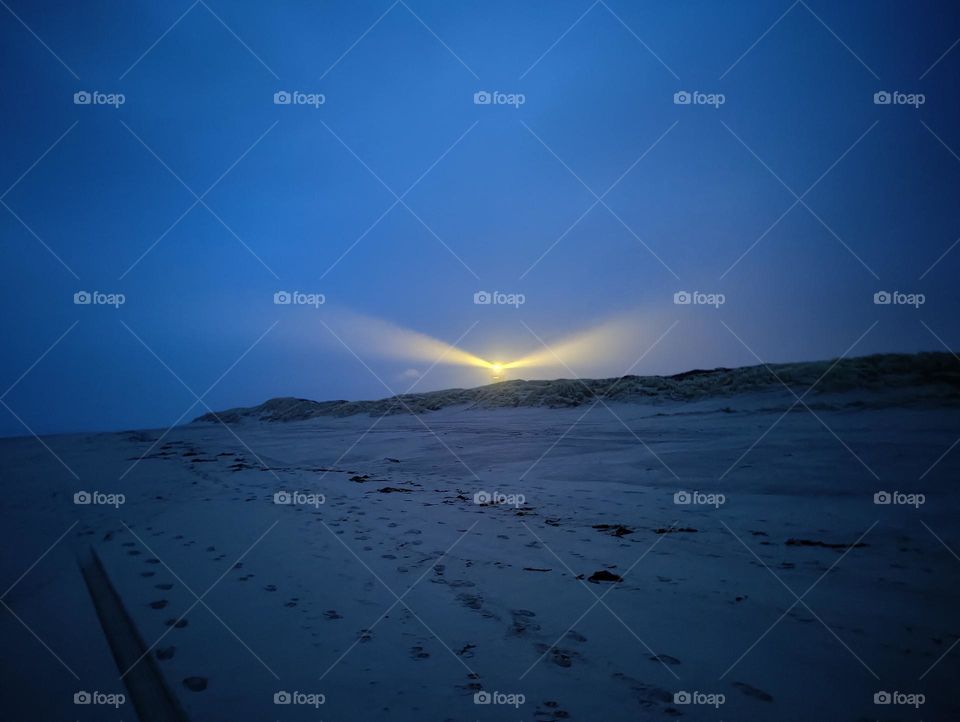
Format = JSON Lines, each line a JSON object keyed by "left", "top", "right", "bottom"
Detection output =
{"left": 195, "top": 352, "right": 960, "bottom": 423}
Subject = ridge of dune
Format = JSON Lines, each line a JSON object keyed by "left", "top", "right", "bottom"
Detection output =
{"left": 194, "top": 351, "right": 960, "bottom": 423}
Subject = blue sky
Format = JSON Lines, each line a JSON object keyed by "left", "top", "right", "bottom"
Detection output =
{"left": 2, "top": 0, "right": 959, "bottom": 435}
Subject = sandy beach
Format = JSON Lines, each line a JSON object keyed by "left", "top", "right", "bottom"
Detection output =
{"left": 2, "top": 378, "right": 958, "bottom": 721}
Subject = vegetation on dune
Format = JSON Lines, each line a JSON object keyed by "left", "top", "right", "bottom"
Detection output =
{"left": 195, "top": 352, "right": 960, "bottom": 423}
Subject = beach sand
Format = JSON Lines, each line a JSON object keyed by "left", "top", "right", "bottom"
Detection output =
{"left": 1, "top": 386, "right": 958, "bottom": 720}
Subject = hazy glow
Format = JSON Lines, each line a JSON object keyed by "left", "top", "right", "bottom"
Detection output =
{"left": 501, "top": 316, "right": 638, "bottom": 373}
{"left": 323, "top": 311, "right": 643, "bottom": 383}
{"left": 323, "top": 312, "right": 490, "bottom": 369}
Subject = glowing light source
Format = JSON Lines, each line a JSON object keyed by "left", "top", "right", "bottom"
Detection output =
{"left": 319, "top": 309, "right": 644, "bottom": 385}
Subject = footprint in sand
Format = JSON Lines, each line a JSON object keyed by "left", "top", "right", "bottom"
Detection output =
{"left": 611, "top": 671, "right": 674, "bottom": 708}
{"left": 732, "top": 681, "right": 773, "bottom": 701}
{"left": 534, "top": 643, "right": 577, "bottom": 668}
{"left": 457, "top": 593, "right": 483, "bottom": 610}
{"left": 182, "top": 677, "right": 208, "bottom": 692}
{"left": 509, "top": 609, "right": 539, "bottom": 636}
{"left": 539, "top": 700, "right": 571, "bottom": 719}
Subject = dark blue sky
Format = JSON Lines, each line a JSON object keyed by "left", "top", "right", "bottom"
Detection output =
{"left": 2, "top": 0, "right": 959, "bottom": 435}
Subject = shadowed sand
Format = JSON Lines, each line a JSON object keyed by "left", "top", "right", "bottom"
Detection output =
{"left": 1, "top": 354, "right": 959, "bottom": 721}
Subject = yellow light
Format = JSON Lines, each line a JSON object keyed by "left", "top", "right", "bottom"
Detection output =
{"left": 319, "top": 309, "right": 642, "bottom": 385}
